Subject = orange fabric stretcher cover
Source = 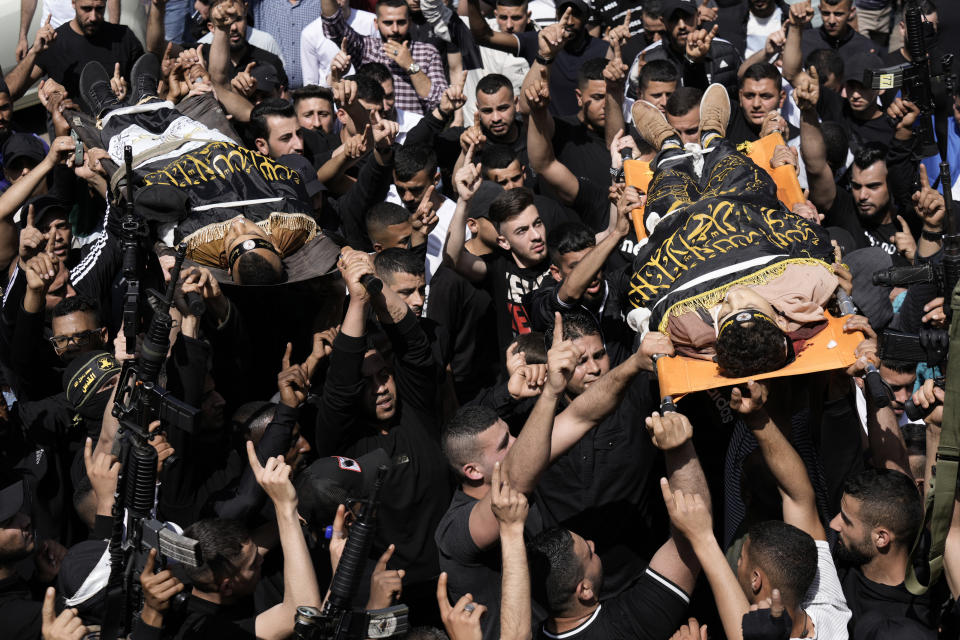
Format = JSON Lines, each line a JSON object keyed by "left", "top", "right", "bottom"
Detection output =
{"left": 741, "top": 132, "right": 805, "bottom": 210}
{"left": 656, "top": 313, "right": 864, "bottom": 398}
{"left": 622, "top": 133, "right": 804, "bottom": 242}
{"left": 623, "top": 159, "right": 653, "bottom": 241}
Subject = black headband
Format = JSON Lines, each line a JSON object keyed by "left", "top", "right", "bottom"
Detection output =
{"left": 228, "top": 237, "right": 279, "bottom": 269}
{"left": 718, "top": 309, "right": 796, "bottom": 365}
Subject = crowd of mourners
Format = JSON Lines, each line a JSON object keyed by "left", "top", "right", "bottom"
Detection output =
{"left": 1, "top": 0, "right": 960, "bottom": 638}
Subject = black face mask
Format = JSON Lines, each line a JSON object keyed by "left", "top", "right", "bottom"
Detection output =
{"left": 75, "top": 386, "right": 113, "bottom": 422}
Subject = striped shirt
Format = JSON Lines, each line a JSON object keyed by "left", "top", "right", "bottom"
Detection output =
{"left": 322, "top": 9, "right": 448, "bottom": 115}
{"left": 249, "top": 0, "right": 327, "bottom": 89}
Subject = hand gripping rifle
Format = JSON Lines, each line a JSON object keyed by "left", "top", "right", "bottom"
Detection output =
{"left": 100, "top": 235, "right": 202, "bottom": 639}
{"left": 293, "top": 466, "right": 409, "bottom": 640}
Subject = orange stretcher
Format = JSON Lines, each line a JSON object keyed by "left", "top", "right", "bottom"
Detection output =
{"left": 622, "top": 132, "right": 804, "bottom": 242}
{"left": 655, "top": 313, "right": 864, "bottom": 399}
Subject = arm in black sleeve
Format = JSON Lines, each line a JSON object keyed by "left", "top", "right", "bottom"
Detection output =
{"left": 9, "top": 303, "right": 60, "bottom": 399}
{"left": 1, "top": 264, "right": 27, "bottom": 334}
{"left": 213, "top": 403, "right": 298, "bottom": 521}
{"left": 315, "top": 330, "right": 367, "bottom": 454}
{"left": 403, "top": 109, "right": 449, "bottom": 147}
{"left": 681, "top": 60, "right": 710, "bottom": 91}
{"left": 333, "top": 154, "right": 395, "bottom": 250}
{"left": 70, "top": 225, "right": 123, "bottom": 307}
{"left": 381, "top": 309, "right": 439, "bottom": 434}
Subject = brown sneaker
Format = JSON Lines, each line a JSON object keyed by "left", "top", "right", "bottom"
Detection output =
{"left": 631, "top": 100, "right": 678, "bottom": 151}
{"left": 698, "top": 83, "right": 731, "bottom": 140}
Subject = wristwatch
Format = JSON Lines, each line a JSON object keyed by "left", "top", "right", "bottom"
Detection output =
{"left": 407, "top": 62, "right": 421, "bottom": 75}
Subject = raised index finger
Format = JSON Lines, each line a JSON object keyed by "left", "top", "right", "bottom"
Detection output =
{"left": 26, "top": 204, "right": 35, "bottom": 229}
{"left": 374, "top": 544, "right": 395, "bottom": 572}
{"left": 41, "top": 586, "right": 56, "bottom": 626}
{"left": 560, "top": 6, "right": 573, "bottom": 25}
{"left": 464, "top": 142, "right": 476, "bottom": 165}
{"left": 246, "top": 439, "right": 264, "bottom": 474}
{"left": 552, "top": 311, "right": 564, "bottom": 346}
{"left": 897, "top": 215, "right": 909, "bottom": 232}
{"left": 281, "top": 342, "right": 292, "bottom": 369}
{"left": 436, "top": 572, "right": 453, "bottom": 615}
{"left": 918, "top": 162, "right": 930, "bottom": 188}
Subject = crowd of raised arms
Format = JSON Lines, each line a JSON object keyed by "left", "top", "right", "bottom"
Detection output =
{"left": 2, "top": 0, "right": 960, "bottom": 638}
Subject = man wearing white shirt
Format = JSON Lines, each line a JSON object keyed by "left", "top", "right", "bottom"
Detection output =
{"left": 300, "top": 1, "right": 377, "bottom": 87}
{"left": 460, "top": 0, "right": 531, "bottom": 123}
{"left": 357, "top": 61, "right": 421, "bottom": 145}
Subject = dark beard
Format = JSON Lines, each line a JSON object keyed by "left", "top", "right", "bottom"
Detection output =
{"left": 835, "top": 539, "right": 872, "bottom": 566}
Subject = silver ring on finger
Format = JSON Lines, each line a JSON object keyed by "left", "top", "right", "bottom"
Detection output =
{"left": 464, "top": 603, "right": 476, "bottom": 613}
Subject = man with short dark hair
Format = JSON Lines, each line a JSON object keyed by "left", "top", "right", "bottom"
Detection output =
{"left": 632, "top": 0, "right": 741, "bottom": 96}
{"left": 800, "top": 0, "right": 878, "bottom": 59}
{"left": 726, "top": 62, "right": 794, "bottom": 145}
{"left": 374, "top": 247, "right": 427, "bottom": 317}
{"left": 357, "top": 61, "right": 423, "bottom": 141}
{"left": 446, "top": 175, "right": 550, "bottom": 356}
{"left": 664, "top": 86, "right": 703, "bottom": 146}
{"left": 198, "top": 0, "right": 289, "bottom": 92}
{"left": 527, "top": 411, "right": 705, "bottom": 640}
{"left": 627, "top": 58, "right": 679, "bottom": 113}
{"left": 468, "top": 0, "right": 610, "bottom": 117}
{"left": 321, "top": 0, "right": 448, "bottom": 114}
{"left": 292, "top": 85, "right": 336, "bottom": 134}
{"left": 248, "top": 99, "right": 304, "bottom": 159}
{"left": 5, "top": 0, "right": 145, "bottom": 102}
{"left": 830, "top": 468, "right": 939, "bottom": 634}
{"left": 172, "top": 446, "right": 321, "bottom": 640}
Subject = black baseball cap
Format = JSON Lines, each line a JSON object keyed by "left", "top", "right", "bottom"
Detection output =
{"left": 661, "top": 0, "right": 699, "bottom": 18}
{"left": 557, "top": 0, "right": 591, "bottom": 18}
{"left": 18, "top": 194, "right": 70, "bottom": 229}
{"left": 0, "top": 479, "right": 26, "bottom": 522}
{"left": 252, "top": 62, "right": 282, "bottom": 94}
{"left": 295, "top": 448, "right": 391, "bottom": 526}
{"left": 468, "top": 180, "right": 504, "bottom": 220}
{"left": 844, "top": 52, "right": 885, "bottom": 85}
{"left": 2, "top": 133, "right": 46, "bottom": 169}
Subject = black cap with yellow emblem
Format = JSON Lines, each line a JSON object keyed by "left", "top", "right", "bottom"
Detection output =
{"left": 63, "top": 350, "right": 121, "bottom": 411}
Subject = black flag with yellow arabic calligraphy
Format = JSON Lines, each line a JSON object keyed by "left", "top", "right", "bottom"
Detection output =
{"left": 627, "top": 144, "right": 833, "bottom": 333}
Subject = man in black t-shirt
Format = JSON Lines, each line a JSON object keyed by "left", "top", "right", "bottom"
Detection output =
{"left": 799, "top": 0, "right": 878, "bottom": 60}
{"left": 838, "top": 52, "right": 896, "bottom": 151}
{"left": 199, "top": 0, "right": 289, "bottom": 94}
{"left": 446, "top": 167, "right": 551, "bottom": 357}
{"left": 526, "top": 411, "right": 703, "bottom": 640}
{"left": 727, "top": 62, "right": 798, "bottom": 146}
{"left": 828, "top": 468, "right": 944, "bottom": 635}
{"left": 0, "top": 480, "right": 43, "bottom": 640}
{"left": 5, "top": 0, "right": 144, "bottom": 104}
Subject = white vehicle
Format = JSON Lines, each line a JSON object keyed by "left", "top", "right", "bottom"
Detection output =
{"left": 2, "top": 0, "right": 150, "bottom": 110}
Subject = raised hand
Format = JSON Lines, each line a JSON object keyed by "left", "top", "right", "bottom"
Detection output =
{"left": 490, "top": 461, "right": 528, "bottom": 531}
{"left": 454, "top": 144, "right": 483, "bottom": 201}
{"left": 888, "top": 97, "right": 921, "bottom": 141}
{"left": 764, "top": 28, "right": 786, "bottom": 57}
{"left": 660, "top": 477, "right": 712, "bottom": 544}
{"left": 330, "top": 38, "right": 351, "bottom": 83}
{"left": 507, "top": 362, "right": 547, "bottom": 399}
{"left": 603, "top": 43, "right": 629, "bottom": 87}
{"left": 698, "top": 0, "right": 718, "bottom": 23}
{"left": 914, "top": 163, "right": 946, "bottom": 231}
{"left": 23, "top": 244, "right": 61, "bottom": 294}
{"left": 333, "top": 79, "right": 358, "bottom": 108}
{"left": 669, "top": 618, "right": 708, "bottom": 640}
{"left": 769, "top": 144, "right": 799, "bottom": 170}
{"left": 616, "top": 186, "right": 645, "bottom": 235}
{"left": 459, "top": 112, "right": 486, "bottom": 153}
{"left": 34, "top": 14, "right": 57, "bottom": 55}
{"left": 383, "top": 40, "right": 414, "bottom": 70}
{"left": 41, "top": 587, "right": 87, "bottom": 640}
{"left": 342, "top": 124, "right": 370, "bottom": 158}
{"left": 685, "top": 24, "right": 718, "bottom": 62}
{"left": 437, "top": 572, "right": 485, "bottom": 640}
{"left": 366, "top": 544, "right": 405, "bottom": 610}
{"left": 524, "top": 67, "right": 551, "bottom": 111}
{"left": 729, "top": 380, "right": 769, "bottom": 417}
{"left": 111, "top": 63, "right": 128, "bottom": 102}
{"left": 545, "top": 312, "right": 583, "bottom": 395}
{"left": 328, "top": 504, "right": 348, "bottom": 573}
{"left": 84, "top": 437, "right": 120, "bottom": 514}
{"left": 231, "top": 61, "right": 257, "bottom": 97}
{"left": 646, "top": 411, "right": 694, "bottom": 451}
{"left": 47, "top": 135, "right": 76, "bottom": 167}
{"left": 411, "top": 184, "right": 440, "bottom": 240}
{"left": 20, "top": 205, "right": 48, "bottom": 263}
{"left": 440, "top": 71, "right": 468, "bottom": 115}
{"left": 277, "top": 342, "right": 312, "bottom": 408}
{"left": 637, "top": 331, "right": 674, "bottom": 372}
{"left": 338, "top": 245, "right": 377, "bottom": 303}
{"left": 140, "top": 548, "right": 185, "bottom": 613}
{"left": 370, "top": 110, "right": 399, "bottom": 150}
{"left": 792, "top": 66, "right": 820, "bottom": 112}
{"left": 889, "top": 214, "right": 917, "bottom": 260}
{"left": 246, "top": 440, "right": 297, "bottom": 509}
{"left": 788, "top": 0, "right": 814, "bottom": 28}
{"left": 604, "top": 10, "right": 631, "bottom": 49}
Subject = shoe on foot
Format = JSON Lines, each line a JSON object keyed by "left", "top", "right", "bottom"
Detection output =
{"left": 631, "top": 100, "right": 678, "bottom": 151}
{"left": 128, "top": 53, "right": 161, "bottom": 105}
{"left": 698, "top": 83, "right": 730, "bottom": 140}
{"left": 79, "top": 61, "right": 121, "bottom": 118}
